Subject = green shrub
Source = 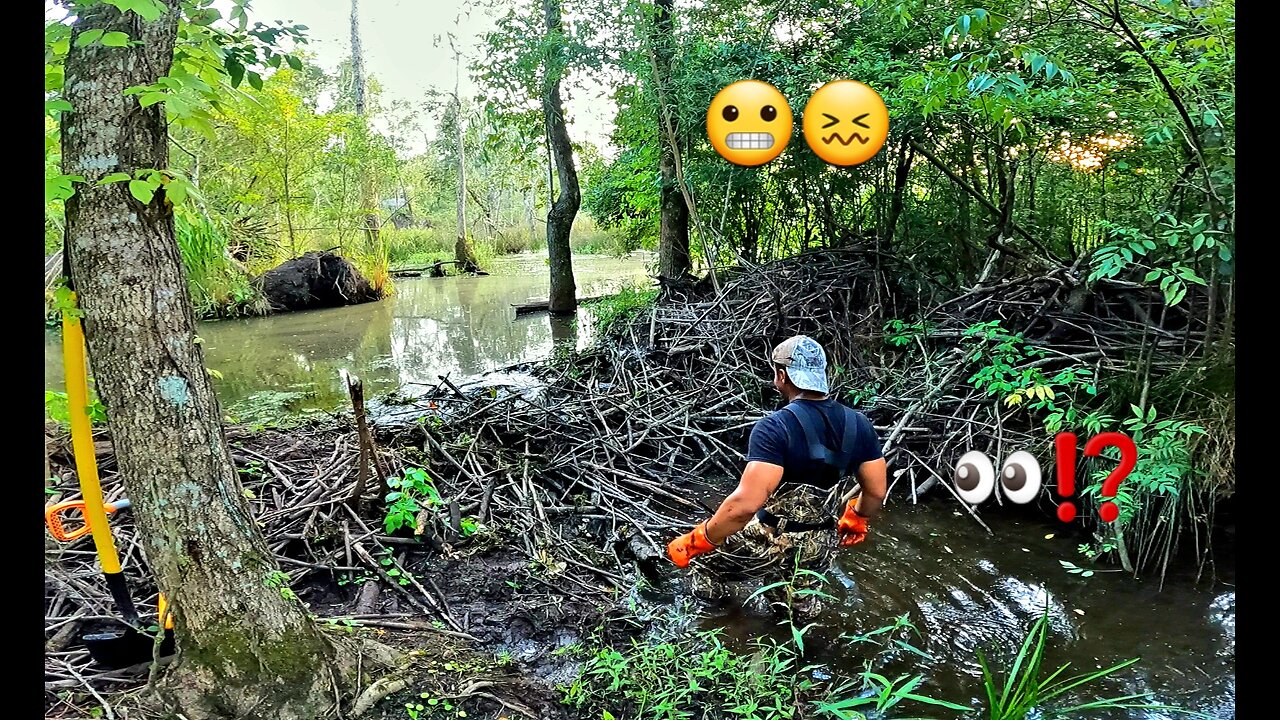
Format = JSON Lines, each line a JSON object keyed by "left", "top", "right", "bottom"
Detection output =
{"left": 587, "top": 285, "right": 658, "bottom": 336}
{"left": 175, "top": 210, "right": 267, "bottom": 318}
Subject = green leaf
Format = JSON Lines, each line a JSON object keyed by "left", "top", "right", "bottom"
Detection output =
{"left": 128, "top": 179, "right": 156, "bottom": 204}
{"left": 46, "top": 175, "right": 84, "bottom": 203}
{"left": 226, "top": 60, "right": 245, "bottom": 88}
{"left": 45, "top": 99, "right": 72, "bottom": 114}
{"left": 247, "top": 70, "right": 263, "bottom": 91}
{"left": 75, "top": 29, "right": 105, "bottom": 47}
{"left": 287, "top": 55, "right": 303, "bottom": 71}
{"left": 188, "top": 7, "right": 222, "bottom": 25}
{"left": 1045, "top": 62, "right": 1058, "bottom": 79}
{"left": 98, "top": 172, "right": 131, "bottom": 185}
{"left": 107, "top": 0, "right": 165, "bottom": 21}
{"left": 102, "top": 31, "right": 131, "bottom": 47}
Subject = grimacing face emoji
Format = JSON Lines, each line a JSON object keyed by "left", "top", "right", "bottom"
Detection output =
{"left": 706, "top": 80, "right": 792, "bottom": 167}
{"left": 802, "top": 80, "right": 889, "bottom": 167}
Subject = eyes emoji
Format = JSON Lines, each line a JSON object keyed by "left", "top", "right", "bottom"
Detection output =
{"left": 953, "top": 450, "right": 1042, "bottom": 505}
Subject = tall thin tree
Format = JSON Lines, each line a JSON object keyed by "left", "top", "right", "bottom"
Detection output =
{"left": 351, "top": 0, "right": 381, "bottom": 254}
{"left": 451, "top": 25, "right": 481, "bottom": 273}
{"left": 60, "top": 3, "right": 342, "bottom": 717}
{"left": 543, "top": 0, "right": 580, "bottom": 314}
{"left": 652, "top": 0, "right": 691, "bottom": 281}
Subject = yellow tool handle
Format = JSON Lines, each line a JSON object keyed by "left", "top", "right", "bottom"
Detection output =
{"left": 62, "top": 295, "right": 123, "bottom": 575}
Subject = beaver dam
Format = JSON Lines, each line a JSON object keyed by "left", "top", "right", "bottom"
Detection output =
{"left": 45, "top": 250, "right": 1234, "bottom": 719}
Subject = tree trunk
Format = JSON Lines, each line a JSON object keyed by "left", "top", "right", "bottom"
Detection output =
{"left": 543, "top": 0, "right": 579, "bottom": 315}
{"left": 653, "top": 0, "right": 690, "bottom": 280}
{"left": 883, "top": 138, "right": 914, "bottom": 250}
{"left": 351, "top": 0, "right": 381, "bottom": 255}
{"left": 451, "top": 30, "right": 480, "bottom": 273}
{"left": 61, "top": 5, "right": 340, "bottom": 718}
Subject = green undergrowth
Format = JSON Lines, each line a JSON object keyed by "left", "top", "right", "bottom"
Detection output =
{"left": 223, "top": 390, "right": 332, "bottom": 431}
{"left": 586, "top": 285, "right": 658, "bottom": 336}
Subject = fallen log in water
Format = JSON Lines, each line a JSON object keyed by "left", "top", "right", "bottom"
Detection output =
{"left": 512, "top": 295, "right": 609, "bottom": 315}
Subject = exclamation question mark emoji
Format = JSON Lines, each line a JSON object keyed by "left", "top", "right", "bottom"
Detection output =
{"left": 1054, "top": 432, "right": 1138, "bottom": 522}
{"left": 1054, "top": 433, "right": 1078, "bottom": 522}
{"left": 1084, "top": 432, "right": 1138, "bottom": 523}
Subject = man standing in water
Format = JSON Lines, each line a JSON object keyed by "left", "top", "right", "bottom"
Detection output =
{"left": 666, "top": 335, "right": 887, "bottom": 617}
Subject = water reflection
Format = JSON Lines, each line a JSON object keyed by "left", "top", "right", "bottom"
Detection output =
{"left": 44, "top": 253, "right": 653, "bottom": 411}
{"left": 706, "top": 504, "right": 1235, "bottom": 718}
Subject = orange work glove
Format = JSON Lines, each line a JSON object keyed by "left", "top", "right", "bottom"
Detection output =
{"left": 667, "top": 521, "right": 718, "bottom": 568}
{"left": 837, "top": 500, "right": 870, "bottom": 547}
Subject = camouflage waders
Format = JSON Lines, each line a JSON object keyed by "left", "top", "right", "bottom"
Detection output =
{"left": 689, "top": 484, "right": 842, "bottom": 619}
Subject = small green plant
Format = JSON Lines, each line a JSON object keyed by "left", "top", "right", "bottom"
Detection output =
{"left": 263, "top": 570, "right": 298, "bottom": 601}
{"left": 816, "top": 672, "right": 970, "bottom": 718}
{"left": 883, "top": 318, "right": 931, "bottom": 347}
{"left": 820, "top": 615, "right": 962, "bottom": 718}
{"left": 1077, "top": 404, "right": 1206, "bottom": 574}
{"left": 44, "top": 388, "right": 108, "bottom": 426}
{"left": 378, "top": 549, "right": 415, "bottom": 587}
{"left": 1089, "top": 213, "right": 1227, "bottom": 307}
{"left": 962, "top": 321, "right": 1097, "bottom": 434}
{"left": 384, "top": 467, "right": 442, "bottom": 535}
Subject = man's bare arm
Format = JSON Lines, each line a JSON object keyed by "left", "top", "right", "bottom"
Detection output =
{"left": 852, "top": 458, "right": 888, "bottom": 518}
{"left": 704, "top": 461, "right": 783, "bottom": 544}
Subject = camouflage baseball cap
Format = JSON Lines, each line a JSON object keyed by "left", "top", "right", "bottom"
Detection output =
{"left": 770, "top": 335, "right": 829, "bottom": 394}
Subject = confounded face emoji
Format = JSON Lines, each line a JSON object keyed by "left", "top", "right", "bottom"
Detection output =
{"left": 706, "top": 80, "right": 792, "bottom": 167}
{"left": 802, "top": 80, "right": 889, "bottom": 167}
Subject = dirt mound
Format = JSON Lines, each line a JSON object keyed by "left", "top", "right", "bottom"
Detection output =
{"left": 255, "top": 251, "right": 380, "bottom": 312}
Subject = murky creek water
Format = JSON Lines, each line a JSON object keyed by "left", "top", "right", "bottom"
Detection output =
{"left": 702, "top": 502, "right": 1234, "bottom": 718}
{"left": 44, "top": 253, "right": 653, "bottom": 413}
{"left": 43, "top": 252, "right": 1234, "bottom": 717}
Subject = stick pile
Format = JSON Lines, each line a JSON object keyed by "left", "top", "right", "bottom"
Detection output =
{"left": 45, "top": 247, "right": 1212, "bottom": 711}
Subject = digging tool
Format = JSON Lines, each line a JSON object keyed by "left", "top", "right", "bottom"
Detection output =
{"left": 44, "top": 497, "right": 174, "bottom": 632}
{"left": 45, "top": 498, "right": 131, "bottom": 542}
{"left": 59, "top": 294, "right": 174, "bottom": 668}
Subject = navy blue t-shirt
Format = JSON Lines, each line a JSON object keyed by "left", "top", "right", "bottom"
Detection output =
{"left": 746, "top": 398, "right": 883, "bottom": 491}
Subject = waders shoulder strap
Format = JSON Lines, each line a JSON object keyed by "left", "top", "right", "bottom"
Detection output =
{"left": 781, "top": 401, "right": 862, "bottom": 470}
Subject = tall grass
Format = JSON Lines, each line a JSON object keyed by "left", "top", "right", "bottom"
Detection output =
{"left": 383, "top": 227, "right": 452, "bottom": 268}
{"left": 345, "top": 231, "right": 392, "bottom": 297}
{"left": 175, "top": 211, "right": 268, "bottom": 318}
{"left": 974, "top": 607, "right": 1208, "bottom": 719}
{"left": 383, "top": 218, "right": 636, "bottom": 274}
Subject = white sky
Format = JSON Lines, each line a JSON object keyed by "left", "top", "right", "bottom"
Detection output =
{"left": 212, "top": 0, "right": 617, "bottom": 156}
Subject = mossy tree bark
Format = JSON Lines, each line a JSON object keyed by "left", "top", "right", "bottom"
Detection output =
{"left": 543, "top": 0, "right": 579, "bottom": 315}
{"left": 60, "top": 4, "right": 341, "bottom": 718}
